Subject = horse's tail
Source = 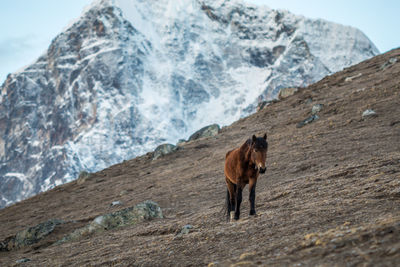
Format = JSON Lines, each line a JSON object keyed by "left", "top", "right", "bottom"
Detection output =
{"left": 223, "top": 188, "right": 229, "bottom": 220}
{"left": 218, "top": 189, "right": 229, "bottom": 221}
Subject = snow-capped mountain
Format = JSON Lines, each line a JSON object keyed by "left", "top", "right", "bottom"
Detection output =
{"left": 0, "top": 0, "right": 379, "bottom": 208}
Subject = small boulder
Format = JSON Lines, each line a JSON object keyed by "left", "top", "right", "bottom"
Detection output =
{"left": 256, "top": 101, "right": 269, "bottom": 111}
{"left": 188, "top": 124, "right": 220, "bottom": 141}
{"left": 256, "top": 100, "right": 278, "bottom": 111}
{"left": 297, "top": 114, "right": 319, "bottom": 128}
{"left": 111, "top": 201, "right": 123, "bottom": 206}
{"left": 174, "top": 224, "right": 193, "bottom": 239}
{"left": 77, "top": 171, "right": 92, "bottom": 185}
{"left": 180, "top": 224, "right": 193, "bottom": 235}
{"left": 311, "top": 104, "right": 324, "bottom": 115}
{"left": 344, "top": 73, "right": 362, "bottom": 82}
{"left": 152, "top": 143, "right": 178, "bottom": 160}
{"left": 380, "top": 57, "right": 397, "bottom": 71}
{"left": 362, "top": 109, "right": 377, "bottom": 118}
{"left": 239, "top": 252, "right": 257, "bottom": 261}
{"left": 16, "top": 258, "right": 31, "bottom": 264}
{"left": 278, "top": 87, "right": 298, "bottom": 100}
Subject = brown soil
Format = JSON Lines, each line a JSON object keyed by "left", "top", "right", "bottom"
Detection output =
{"left": 1, "top": 48, "right": 400, "bottom": 266}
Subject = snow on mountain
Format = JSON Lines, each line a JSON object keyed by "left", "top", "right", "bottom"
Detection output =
{"left": 0, "top": 0, "right": 379, "bottom": 208}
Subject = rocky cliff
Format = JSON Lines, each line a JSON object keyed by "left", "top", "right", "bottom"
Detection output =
{"left": 0, "top": 0, "right": 379, "bottom": 207}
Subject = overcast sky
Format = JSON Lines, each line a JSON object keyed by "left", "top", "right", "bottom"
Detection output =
{"left": 0, "top": 0, "right": 399, "bottom": 83}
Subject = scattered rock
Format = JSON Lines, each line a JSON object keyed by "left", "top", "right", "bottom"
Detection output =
{"left": 239, "top": 252, "right": 257, "bottom": 261}
{"left": 58, "top": 201, "right": 162, "bottom": 244}
{"left": 188, "top": 124, "right": 220, "bottom": 141}
{"left": 111, "top": 201, "right": 123, "bottom": 206}
{"left": 311, "top": 104, "right": 324, "bottom": 115}
{"left": 176, "top": 139, "right": 187, "bottom": 146}
{"left": 389, "top": 120, "right": 400, "bottom": 127}
{"left": 180, "top": 224, "right": 193, "bottom": 234}
{"left": 278, "top": 87, "right": 298, "bottom": 100}
{"left": 256, "top": 99, "right": 279, "bottom": 111}
{"left": 152, "top": 144, "right": 178, "bottom": 160}
{"left": 119, "top": 190, "right": 129, "bottom": 196}
{"left": 297, "top": 115, "right": 319, "bottom": 128}
{"left": 380, "top": 57, "right": 397, "bottom": 71}
{"left": 16, "top": 258, "right": 31, "bottom": 263}
{"left": 77, "top": 171, "right": 92, "bottom": 185}
{"left": 257, "top": 101, "right": 268, "bottom": 111}
{"left": 174, "top": 224, "right": 193, "bottom": 239}
{"left": 1, "top": 219, "right": 64, "bottom": 251}
{"left": 362, "top": 109, "right": 377, "bottom": 118}
{"left": 305, "top": 97, "right": 313, "bottom": 104}
{"left": 344, "top": 73, "right": 362, "bottom": 82}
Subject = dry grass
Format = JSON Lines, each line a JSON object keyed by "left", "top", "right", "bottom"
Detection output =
{"left": 1, "top": 49, "right": 400, "bottom": 267}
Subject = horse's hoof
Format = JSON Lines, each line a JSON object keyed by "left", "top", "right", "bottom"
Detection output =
{"left": 230, "top": 211, "right": 235, "bottom": 221}
{"left": 249, "top": 210, "right": 257, "bottom": 216}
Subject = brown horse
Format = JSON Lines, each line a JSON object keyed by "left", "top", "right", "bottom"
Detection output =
{"left": 224, "top": 134, "right": 268, "bottom": 221}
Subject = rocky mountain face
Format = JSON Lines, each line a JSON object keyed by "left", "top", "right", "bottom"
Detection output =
{"left": 0, "top": 0, "right": 379, "bottom": 208}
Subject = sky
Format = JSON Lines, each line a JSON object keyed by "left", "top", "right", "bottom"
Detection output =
{"left": 0, "top": 0, "right": 399, "bottom": 84}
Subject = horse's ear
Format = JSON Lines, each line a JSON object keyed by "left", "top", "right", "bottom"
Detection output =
{"left": 263, "top": 133, "right": 267, "bottom": 140}
{"left": 252, "top": 135, "right": 257, "bottom": 143}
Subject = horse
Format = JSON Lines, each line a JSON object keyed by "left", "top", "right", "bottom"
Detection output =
{"left": 224, "top": 133, "right": 268, "bottom": 221}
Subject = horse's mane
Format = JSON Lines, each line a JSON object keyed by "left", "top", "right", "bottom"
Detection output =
{"left": 243, "top": 137, "right": 268, "bottom": 150}
{"left": 239, "top": 139, "right": 253, "bottom": 163}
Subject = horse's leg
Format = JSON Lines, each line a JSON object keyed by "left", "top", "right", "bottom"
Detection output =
{"left": 234, "top": 183, "right": 244, "bottom": 220}
{"left": 225, "top": 177, "right": 236, "bottom": 221}
{"left": 226, "top": 188, "right": 231, "bottom": 221}
{"left": 232, "top": 184, "right": 237, "bottom": 220}
{"left": 249, "top": 178, "right": 257, "bottom": 216}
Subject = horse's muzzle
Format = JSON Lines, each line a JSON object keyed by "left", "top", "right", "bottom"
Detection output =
{"left": 259, "top": 167, "right": 266, "bottom": 174}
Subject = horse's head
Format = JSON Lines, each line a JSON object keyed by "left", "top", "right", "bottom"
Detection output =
{"left": 250, "top": 133, "right": 268, "bottom": 173}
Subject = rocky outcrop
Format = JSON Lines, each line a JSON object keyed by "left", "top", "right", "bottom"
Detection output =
{"left": 278, "top": 87, "right": 298, "bottom": 99}
{"left": 0, "top": 219, "right": 64, "bottom": 251}
{"left": 152, "top": 144, "right": 178, "bottom": 160}
{"left": 188, "top": 124, "right": 220, "bottom": 141}
{"left": 1, "top": 201, "right": 162, "bottom": 250}
{"left": 58, "top": 201, "right": 162, "bottom": 243}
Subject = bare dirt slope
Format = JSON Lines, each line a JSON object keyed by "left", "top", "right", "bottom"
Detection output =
{"left": 1, "top": 48, "right": 400, "bottom": 266}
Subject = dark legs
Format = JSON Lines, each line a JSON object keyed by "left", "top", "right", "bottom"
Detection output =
{"left": 226, "top": 189, "right": 232, "bottom": 221}
{"left": 226, "top": 177, "right": 256, "bottom": 221}
{"left": 225, "top": 178, "right": 236, "bottom": 221}
{"left": 249, "top": 178, "right": 257, "bottom": 216}
{"left": 234, "top": 184, "right": 243, "bottom": 220}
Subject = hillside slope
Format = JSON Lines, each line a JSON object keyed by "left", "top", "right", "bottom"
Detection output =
{"left": 0, "top": 0, "right": 379, "bottom": 208}
{"left": 1, "top": 48, "right": 399, "bottom": 266}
